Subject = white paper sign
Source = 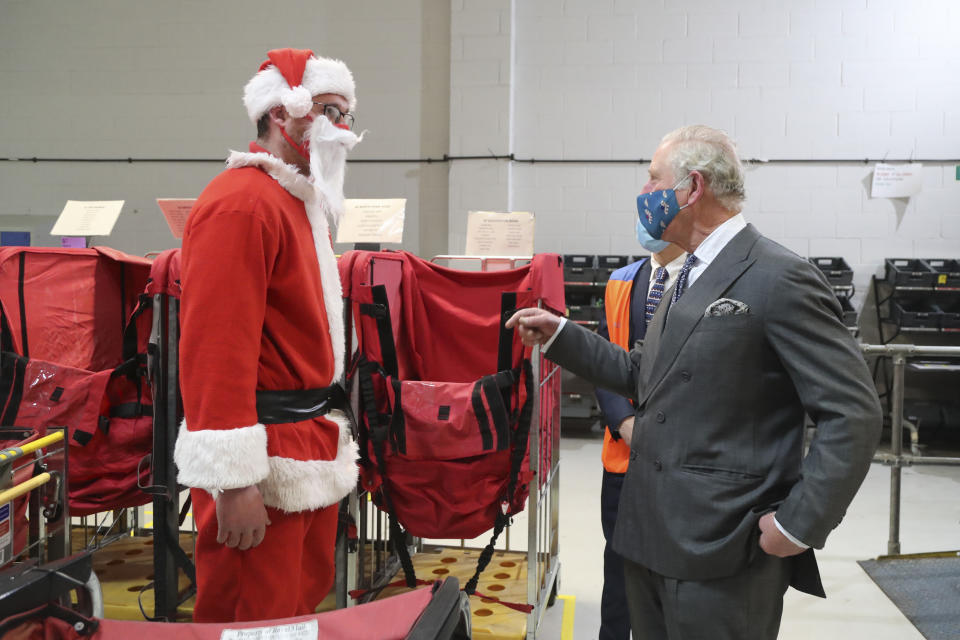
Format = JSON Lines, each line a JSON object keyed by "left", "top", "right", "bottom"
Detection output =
{"left": 465, "top": 211, "right": 535, "bottom": 256}
{"left": 870, "top": 163, "right": 923, "bottom": 198}
{"left": 335, "top": 199, "right": 406, "bottom": 244}
{"left": 50, "top": 200, "right": 124, "bottom": 237}
{"left": 220, "top": 620, "right": 318, "bottom": 640}
{"left": 156, "top": 198, "right": 196, "bottom": 239}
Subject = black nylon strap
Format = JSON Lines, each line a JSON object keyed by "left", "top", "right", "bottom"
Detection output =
{"left": 109, "top": 402, "right": 153, "bottom": 419}
{"left": 358, "top": 361, "right": 416, "bottom": 588}
{"left": 464, "top": 359, "right": 534, "bottom": 595}
{"left": 0, "top": 351, "right": 20, "bottom": 425}
{"left": 0, "top": 301, "right": 13, "bottom": 354}
{"left": 0, "top": 352, "right": 26, "bottom": 427}
{"left": 369, "top": 285, "right": 399, "bottom": 378}
{"left": 481, "top": 375, "right": 511, "bottom": 452}
{"left": 17, "top": 252, "right": 28, "bottom": 359}
{"left": 470, "top": 379, "right": 494, "bottom": 451}
{"left": 497, "top": 292, "right": 517, "bottom": 372}
{"left": 122, "top": 293, "right": 151, "bottom": 361}
{"left": 496, "top": 292, "right": 518, "bottom": 422}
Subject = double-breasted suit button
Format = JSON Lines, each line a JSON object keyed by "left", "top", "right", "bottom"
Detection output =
{"left": 680, "top": 370, "right": 691, "bottom": 382}
{"left": 656, "top": 411, "right": 665, "bottom": 423}
{"left": 653, "top": 459, "right": 662, "bottom": 471}
{"left": 637, "top": 408, "right": 645, "bottom": 418}
{"left": 630, "top": 451, "right": 638, "bottom": 461}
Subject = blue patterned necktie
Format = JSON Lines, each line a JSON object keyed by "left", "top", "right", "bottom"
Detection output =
{"left": 671, "top": 254, "right": 699, "bottom": 303}
{"left": 644, "top": 266, "right": 668, "bottom": 326}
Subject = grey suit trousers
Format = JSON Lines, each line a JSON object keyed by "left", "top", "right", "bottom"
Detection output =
{"left": 623, "top": 552, "right": 791, "bottom": 640}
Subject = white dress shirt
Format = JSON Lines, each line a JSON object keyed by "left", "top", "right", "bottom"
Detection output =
{"left": 649, "top": 251, "right": 688, "bottom": 299}
{"left": 685, "top": 213, "right": 746, "bottom": 289}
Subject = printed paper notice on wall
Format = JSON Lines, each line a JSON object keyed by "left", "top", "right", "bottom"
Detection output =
{"left": 465, "top": 211, "right": 535, "bottom": 256}
{"left": 50, "top": 200, "right": 124, "bottom": 237}
{"left": 335, "top": 199, "right": 406, "bottom": 244}
{"left": 870, "top": 163, "right": 923, "bottom": 199}
{"left": 156, "top": 198, "right": 196, "bottom": 239}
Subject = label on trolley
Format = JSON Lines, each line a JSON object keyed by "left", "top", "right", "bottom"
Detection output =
{"left": 220, "top": 620, "right": 318, "bottom": 640}
{"left": 0, "top": 503, "right": 11, "bottom": 567}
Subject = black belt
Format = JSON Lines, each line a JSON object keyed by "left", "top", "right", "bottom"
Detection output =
{"left": 255, "top": 385, "right": 346, "bottom": 425}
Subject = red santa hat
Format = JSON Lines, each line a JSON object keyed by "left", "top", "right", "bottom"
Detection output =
{"left": 243, "top": 48, "right": 356, "bottom": 123}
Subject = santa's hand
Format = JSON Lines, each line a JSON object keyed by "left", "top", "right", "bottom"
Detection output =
{"left": 216, "top": 485, "right": 271, "bottom": 550}
{"left": 505, "top": 308, "right": 561, "bottom": 346}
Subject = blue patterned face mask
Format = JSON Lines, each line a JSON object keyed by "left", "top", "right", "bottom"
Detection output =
{"left": 636, "top": 174, "right": 692, "bottom": 240}
{"left": 635, "top": 218, "right": 671, "bottom": 253}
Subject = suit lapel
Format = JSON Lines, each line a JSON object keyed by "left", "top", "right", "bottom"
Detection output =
{"left": 638, "top": 225, "right": 761, "bottom": 405}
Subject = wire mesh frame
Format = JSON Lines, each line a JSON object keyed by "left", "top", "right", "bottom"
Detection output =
{"left": 526, "top": 349, "right": 561, "bottom": 637}
{"left": 339, "top": 277, "right": 563, "bottom": 639}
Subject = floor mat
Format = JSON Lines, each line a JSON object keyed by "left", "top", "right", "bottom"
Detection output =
{"left": 858, "top": 553, "right": 960, "bottom": 640}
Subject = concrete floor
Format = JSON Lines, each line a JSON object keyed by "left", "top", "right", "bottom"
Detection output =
{"left": 534, "top": 434, "right": 960, "bottom": 639}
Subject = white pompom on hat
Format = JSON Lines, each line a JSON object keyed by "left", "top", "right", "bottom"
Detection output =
{"left": 243, "top": 48, "right": 356, "bottom": 124}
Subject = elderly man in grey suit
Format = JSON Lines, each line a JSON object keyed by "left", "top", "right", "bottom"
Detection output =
{"left": 507, "top": 125, "right": 881, "bottom": 639}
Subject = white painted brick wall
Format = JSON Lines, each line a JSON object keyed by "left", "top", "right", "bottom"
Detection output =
{"left": 511, "top": 0, "right": 960, "bottom": 300}
{"left": 1, "top": 0, "right": 451, "bottom": 258}
{"left": 2, "top": 0, "right": 958, "bottom": 294}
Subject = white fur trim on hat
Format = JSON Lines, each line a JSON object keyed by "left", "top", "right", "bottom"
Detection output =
{"left": 244, "top": 55, "right": 356, "bottom": 123}
{"left": 257, "top": 411, "right": 359, "bottom": 512}
{"left": 174, "top": 421, "right": 270, "bottom": 492}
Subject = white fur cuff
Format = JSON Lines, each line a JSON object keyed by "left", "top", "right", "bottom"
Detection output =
{"left": 174, "top": 420, "right": 270, "bottom": 491}
{"left": 257, "top": 411, "right": 359, "bottom": 513}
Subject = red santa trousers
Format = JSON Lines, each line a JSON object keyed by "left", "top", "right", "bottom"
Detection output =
{"left": 191, "top": 488, "right": 338, "bottom": 623}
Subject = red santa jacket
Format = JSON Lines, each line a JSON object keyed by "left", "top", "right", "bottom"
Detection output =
{"left": 174, "top": 143, "right": 358, "bottom": 512}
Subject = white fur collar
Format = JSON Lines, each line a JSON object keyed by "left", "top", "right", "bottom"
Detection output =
{"left": 225, "top": 150, "right": 315, "bottom": 203}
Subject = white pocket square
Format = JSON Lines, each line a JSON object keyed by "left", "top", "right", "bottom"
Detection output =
{"left": 704, "top": 298, "right": 750, "bottom": 317}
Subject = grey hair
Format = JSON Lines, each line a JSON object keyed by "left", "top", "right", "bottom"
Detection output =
{"left": 659, "top": 125, "right": 746, "bottom": 212}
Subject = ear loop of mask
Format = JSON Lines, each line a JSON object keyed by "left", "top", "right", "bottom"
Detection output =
{"left": 674, "top": 173, "right": 694, "bottom": 211}
{"left": 279, "top": 112, "right": 314, "bottom": 162}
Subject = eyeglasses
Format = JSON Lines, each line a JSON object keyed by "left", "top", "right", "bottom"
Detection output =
{"left": 313, "top": 102, "right": 355, "bottom": 130}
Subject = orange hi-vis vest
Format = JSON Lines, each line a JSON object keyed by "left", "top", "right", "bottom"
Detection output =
{"left": 601, "top": 260, "right": 646, "bottom": 473}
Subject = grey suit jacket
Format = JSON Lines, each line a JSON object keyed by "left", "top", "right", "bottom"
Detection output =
{"left": 548, "top": 224, "right": 881, "bottom": 585}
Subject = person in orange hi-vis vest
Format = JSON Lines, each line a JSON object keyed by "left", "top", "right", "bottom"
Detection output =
{"left": 595, "top": 230, "right": 685, "bottom": 640}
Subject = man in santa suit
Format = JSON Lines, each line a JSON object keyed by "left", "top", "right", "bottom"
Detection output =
{"left": 174, "top": 48, "right": 361, "bottom": 623}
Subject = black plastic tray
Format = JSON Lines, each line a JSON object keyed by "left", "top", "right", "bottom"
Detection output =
{"left": 839, "top": 296, "right": 858, "bottom": 327}
{"left": 810, "top": 256, "right": 853, "bottom": 286}
{"left": 924, "top": 258, "right": 960, "bottom": 289}
{"left": 935, "top": 299, "right": 960, "bottom": 329}
{"left": 891, "top": 299, "right": 941, "bottom": 328}
{"left": 563, "top": 254, "right": 596, "bottom": 282}
{"left": 596, "top": 255, "right": 630, "bottom": 279}
{"left": 885, "top": 258, "right": 936, "bottom": 288}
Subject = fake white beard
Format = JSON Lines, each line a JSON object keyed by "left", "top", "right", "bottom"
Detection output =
{"left": 306, "top": 116, "right": 363, "bottom": 227}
